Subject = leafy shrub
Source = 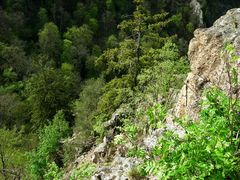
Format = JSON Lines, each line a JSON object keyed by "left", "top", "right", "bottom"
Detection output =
{"left": 137, "top": 88, "right": 240, "bottom": 179}
{"left": 93, "top": 76, "right": 133, "bottom": 135}
{"left": 97, "top": 76, "right": 133, "bottom": 115}
{"left": 113, "top": 118, "right": 139, "bottom": 146}
{"left": 138, "top": 54, "right": 188, "bottom": 106}
{"left": 146, "top": 104, "right": 166, "bottom": 129}
{"left": 27, "top": 111, "right": 70, "bottom": 179}
{"left": 70, "top": 163, "right": 96, "bottom": 180}
{"left": 43, "top": 162, "right": 63, "bottom": 180}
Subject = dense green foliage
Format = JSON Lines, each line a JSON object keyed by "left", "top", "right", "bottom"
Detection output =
{"left": 27, "top": 111, "right": 69, "bottom": 179}
{"left": 0, "top": 0, "right": 239, "bottom": 179}
{"left": 126, "top": 88, "right": 240, "bottom": 179}
{"left": 25, "top": 66, "right": 79, "bottom": 128}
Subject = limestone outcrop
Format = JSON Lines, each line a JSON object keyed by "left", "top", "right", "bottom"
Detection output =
{"left": 174, "top": 8, "right": 240, "bottom": 120}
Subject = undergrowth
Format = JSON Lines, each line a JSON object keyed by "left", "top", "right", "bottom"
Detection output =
{"left": 118, "top": 43, "right": 240, "bottom": 179}
{"left": 137, "top": 88, "right": 240, "bottom": 179}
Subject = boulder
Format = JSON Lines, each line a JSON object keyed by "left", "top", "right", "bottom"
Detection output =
{"left": 91, "top": 157, "right": 142, "bottom": 180}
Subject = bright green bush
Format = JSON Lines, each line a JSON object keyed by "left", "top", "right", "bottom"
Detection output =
{"left": 27, "top": 111, "right": 70, "bottom": 179}
{"left": 70, "top": 163, "right": 96, "bottom": 180}
{"left": 146, "top": 104, "right": 167, "bottom": 129}
{"left": 137, "top": 88, "right": 240, "bottom": 179}
{"left": 44, "top": 162, "right": 63, "bottom": 180}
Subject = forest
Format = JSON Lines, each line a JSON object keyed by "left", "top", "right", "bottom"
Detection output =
{"left": 0, "top": 0, "right": 240, "bottom": 179}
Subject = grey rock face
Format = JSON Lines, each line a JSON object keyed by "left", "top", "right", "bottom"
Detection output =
{"left": 91, "top": 157, "right": 142, "bottom": 180}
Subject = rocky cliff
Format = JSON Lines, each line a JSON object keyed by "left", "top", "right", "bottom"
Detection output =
{"left": 65, "top": 8, "right": 240, "bottom": 179}
{"left": 174, "top": 8, "right": 240, "bottom": 120}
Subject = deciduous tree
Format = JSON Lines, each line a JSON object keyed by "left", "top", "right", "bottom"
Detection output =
{"left": 39, "top": 22, "right": 62, "bottom": 67}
